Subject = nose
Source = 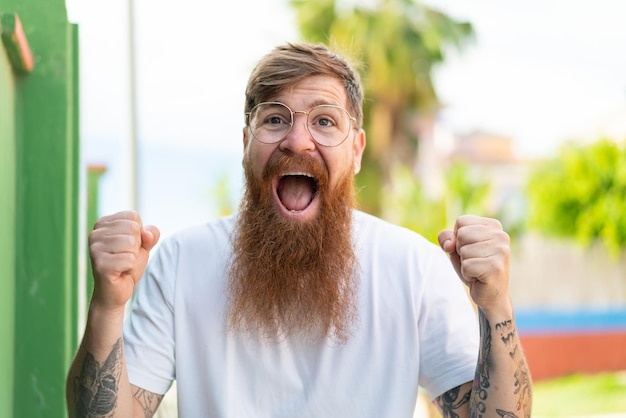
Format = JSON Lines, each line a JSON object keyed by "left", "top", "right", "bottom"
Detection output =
{"left": 279, "top": 112, "right": 316, "bottom": 153}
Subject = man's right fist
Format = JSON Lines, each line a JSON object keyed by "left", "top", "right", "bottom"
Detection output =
{"left": 88, "top": 211, "right": 160, "bottom": 311}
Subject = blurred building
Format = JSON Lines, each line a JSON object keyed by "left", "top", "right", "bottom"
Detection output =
{"left": 449, "top": 130, "right": 527, "bottom": 224}
{"left": 450, "top": 130, "right": 517, "bottom": 164}
{"left": 416, "top": 118, "right": 528, "bottom": 229}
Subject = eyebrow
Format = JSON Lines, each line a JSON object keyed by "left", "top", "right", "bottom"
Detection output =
{"left": 272, "top": 98, "right": 344, "bottom": 110}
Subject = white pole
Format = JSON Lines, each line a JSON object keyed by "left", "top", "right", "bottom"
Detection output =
{"left": 128, "top": 0, "right": 138, "bottom": 211}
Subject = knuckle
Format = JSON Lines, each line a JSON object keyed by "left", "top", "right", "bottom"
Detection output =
{"left": 455, "top": 244, "right": 463, "bottom": 258}
{"left": 121, "top": 232, "right": 140, "bottom": 250}
{"left": 88, "top": 239, "right": 105, "bottom": 258}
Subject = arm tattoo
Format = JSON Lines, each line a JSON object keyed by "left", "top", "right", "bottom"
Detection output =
{"left": 435, "top": 384, "right": 472, "bottom": 418}
{"left": 496, "top": 410, "right": 520, "bottom": 417}
{"left": 496, "top": 320, "right": 517, "bottom": 358}
{"left": 514, "top": 358, "right": 532, "bottom": 414}
{"left": 497, "top": 319, "right": 532, "bottom": 416}
{"left": 469, "top": 310, "right": 532, "bottom": 418}
{"left": 73, "top": 338, "right": 123, "bottom": 417}
{"left": 134, "top": 387, "right": 164, "bottom": 418}
{"left": 470, "top": 310, "right": 491, "bottom": 417}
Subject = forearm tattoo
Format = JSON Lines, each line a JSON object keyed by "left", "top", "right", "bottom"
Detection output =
{"left": 134, "top": 387, "right": 164, "bottom": 418}
{"left": 469, "top": 310, "right": 532, "bottom": 418}
{"left": 496, "top": 320, "right": 517, "bottom": 358}
{"left": 436, "top": 384, "right": 472, "bottom": 418}
{"left": 73, "top": 338, "right": 123, "bottom": 417}
{"left": 496, "top": 318, "right": 532, "bottom": 413}
{"left": 470, "top": 310, "right": 492, "bottom": 417}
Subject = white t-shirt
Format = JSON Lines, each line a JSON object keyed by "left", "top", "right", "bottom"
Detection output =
{"left": 124, "top": 210, "right": 479, "bottom": 417}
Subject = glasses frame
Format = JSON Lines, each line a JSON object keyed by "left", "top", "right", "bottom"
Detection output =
{"left": 245, "top": 101, "right": 358, "bottom": 147}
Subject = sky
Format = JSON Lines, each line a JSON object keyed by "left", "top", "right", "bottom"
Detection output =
{"left": 429, "top": 0, "right": 626, "bottom": 157}
{"left": 67, "top": 0, "right": 626, "bottom": 235}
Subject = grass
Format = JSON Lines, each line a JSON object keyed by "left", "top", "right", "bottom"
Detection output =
{"left": 532, "top": 370, "right": 626, "bottom": 417}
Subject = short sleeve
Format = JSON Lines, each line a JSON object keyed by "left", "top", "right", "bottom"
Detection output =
{"left": 123, "top": 238, "right": 178, "bottom": 395}
{"left": 417, "top": 247, "right": 479, "bottom": 401}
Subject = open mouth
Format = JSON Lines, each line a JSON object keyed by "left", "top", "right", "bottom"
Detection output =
{"left": 276, "top": 173, "right": 319, "bottom": 212}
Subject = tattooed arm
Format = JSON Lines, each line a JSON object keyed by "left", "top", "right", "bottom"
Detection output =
{"left": 434, "top": 309, "right": 532, "bottom": 418}
{"left": 436, "top": 216, "right": 533, "bottom": 418}
{"left": 66, "top": 211, "right": 162, "bottom": 417}
{"left": 66, "top": 306, "right": 164, "bottom": 417}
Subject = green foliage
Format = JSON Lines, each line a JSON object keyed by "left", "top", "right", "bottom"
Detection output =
{"left": 385, "top": 162, "right": 493, "bottom": 243}
{"left": 445, "top": 161, "right": 491, "bottom": 216}
{"left": 527, "top": 138, "right": 626, "bottom": 257}
{"left": 384, "top": 164, "right": 447, "bottom": 243}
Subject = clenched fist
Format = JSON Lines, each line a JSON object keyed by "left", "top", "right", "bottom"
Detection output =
{"left": 88, "top": 211, "right": 160, "bottom": 313}
{"left": 438, "top": 215, "right": 511, "bottom": 315}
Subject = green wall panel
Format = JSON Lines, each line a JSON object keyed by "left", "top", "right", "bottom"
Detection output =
{"left": 0, "top": 0, "right": 79, "bottom": 416}
{"left": 0, "top": 25, "right": 17, "bottom": 418}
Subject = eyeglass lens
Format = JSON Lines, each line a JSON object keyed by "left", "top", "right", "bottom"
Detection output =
{"left": 249, "top": 102, "right": 352, "bottom": 146}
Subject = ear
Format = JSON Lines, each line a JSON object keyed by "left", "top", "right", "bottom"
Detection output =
{"left": 352, "top": 128, "right": 366, "bottom": 174}
{"left": 242, "top": 126, "right": 250, "bottom": 150}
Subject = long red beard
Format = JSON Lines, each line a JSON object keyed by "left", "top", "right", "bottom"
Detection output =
{"left": 227, "top": 152, "right": 359, "bottom": 343}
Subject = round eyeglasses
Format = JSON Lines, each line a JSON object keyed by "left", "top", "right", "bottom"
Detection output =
{"left": 246, "top": 102, "right": 357, "bottom": 147}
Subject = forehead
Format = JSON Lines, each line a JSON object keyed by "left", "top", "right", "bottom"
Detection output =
{"left": 272, "top": 76, "right": 348, "bottom": 109}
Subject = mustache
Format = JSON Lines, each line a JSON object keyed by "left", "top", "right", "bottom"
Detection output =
{"left": 263, "top": 153, "right": 329, "bottom": 186}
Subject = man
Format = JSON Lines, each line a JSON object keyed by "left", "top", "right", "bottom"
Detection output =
{"left": 67, "top": 42, "right": 532, "bottom": 417}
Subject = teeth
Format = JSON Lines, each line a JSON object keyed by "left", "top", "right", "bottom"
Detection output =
{"left": 283, "top": 172, "right": 313, "bottom": 178}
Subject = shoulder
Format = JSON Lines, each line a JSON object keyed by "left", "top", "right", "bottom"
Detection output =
{"left": 352, "top": 210, "right": 454, "bottom": 282}
{"left": 158, "top": 214, "right": 236, "bottom": 252}
{"left": 145, "top": 215, "right": 236, "bottom": 277}
{"left": 168, "top": 214, "right": 236, "bottom": 242}
{"left": 353, "top": 210, "right": 438, "bottom": 253}
{"left": 139, "top": 215, "right": 236, "bottom": 296}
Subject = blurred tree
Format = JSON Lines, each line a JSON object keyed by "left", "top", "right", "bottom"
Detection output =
{"left": 387, "top": 161, "right": 492, "bottom": 244}
{"left": 385, "top": 164, "right": 447, "bottom": 243}
{"left": 445, "top": 160, "right": 491, "bottom": 217}
{"left": 527, "top": 138, "right": 626, "bottom": 258}
{"left": 290, "top": 0, "right": 474, "bottom": 215}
